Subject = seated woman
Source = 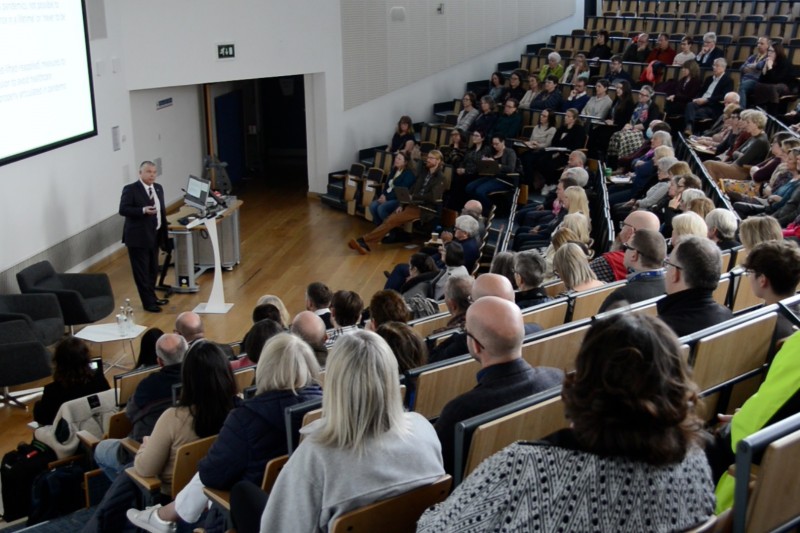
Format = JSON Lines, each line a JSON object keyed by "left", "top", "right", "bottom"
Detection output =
{"left": 232, "top": 318, "right": 284, "bottom": 370}
{"left": 127, "top": 334, "right": 323, "bottom": 532}
{"left": 560, "top": 53, "right": 590, "bottom": 85}
{"left": 376, "top": 321, "right": 428, "bottom": 373}
{"left": 368, "top": 152, "right": 416, "bottom": 226}
{"left": 383, "top": 252, "right": 438, "bottom": 295}
{"left": 387, "top": 115, "right": 415, "bottom": 155}
{"left": 519, "top": 74, "right": 541, "bottom": 110}
{"left": 418, "top": 313, "right": 715, "bottom": 532}
{"left": 487, "top": 71, "right": 507, "bottom": 102}
{"left": 450, "top": 130, "right": 490, "bottom": 209}
{"left": 664, "top": 59, "right": 702, "bottom": 120}
{"left": 705, "top": 109, "right": 770, "bottom": 186}
{"left": 33, "top": 336, "right": 110, "bottom": 426}
{"left": 430, "top": 241, "right": 470, "bottom": 300}
{"left": 530, "top": 75, "right": 564, "bottom": 111}
{"left": 515, "top": 185, "right": 590, "bottom": 250}
{"left": 464, "top": 134, "right": 519, "bottom": 214}
{"left": 672, "top": 35, "right": 696, "bottom": 66}
{"left": 490, "top": 251, "right": 517, "bottom": 288}
{"left": 440, "top": 128, "right": 467, "bottom": 169}
{"left": 136, "top": 328, "right": 164, "bottom": 368}
{"left": 503, "top": 70, "right": 526, "bottom": 103}
{"left": 519, "top": 108, "right": 557, "bottom": 187}
{"left": 537, "top": 52, "right": 564, "bottom": 82}
{"left": 554, "top": 242, "right": 604, "bottom": 292}
{"left": 753, "top": 42, "right": 792, "bottom": 115}
{"left": 539, "top": 108, "right": 587, "bottom": 189}
{"left": 581, "top": 78, "right": 613, "bottom": 121}
{"left": 469, "top": 95, "right": 498, "bottom": 138}
{"left": 255, "top": 294, "right": 291, "bottom": 328}
{"left": 670, "top": 211, "right": 708, "bottom": 249}
{"left": 587, "top": 79, "right": 634, "bottom": 158}
{"left": 231, "top": 331, "right": 444, "bottom": 533}
{"left": 734, "top": 147, "right": 800, "bottom": 220}
{"left": 542, "top": 217, "right": 592, "bottom": 282}
{"left": 454, "top": 92, "right": 479, "bottom": 132}
{"left": 605, "top": 85, "right": 660, "bottom": 167}
{"left": 83, "top": 342, "right": 237, "bottom": 533}
{"left": 724, "top": 133, "right": 797, "bottom": 201}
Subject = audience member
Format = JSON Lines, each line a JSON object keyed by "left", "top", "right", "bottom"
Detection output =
{"left": 598, "top": 229, "right": 667, "bottom": 312}
{"left": 561, "top": 78, "right": 590, "bottom": 113}
{"left": 367, "top": 289, "right": 410, "bottom": 329}
{"left": 255, "top": 295, "right": 291, "bottom": 327}
{"left": 395, "top": 253, "right": 439, "bottom": 296}
{"left": 388, "top": 115, "right": 415, "bottom": 155}
{"left": 235, "top": 319, "right": 285, "bottom": 370}
{"left": 671, "top": 211, "right": 709, "bottom": 248}
{"left": 470, "top": 95, "right": 498, "bottom": 138}
{"left": 452, "top": 130, "right": 490, "bottom": 208}
{"left": 33, "top": 336, "right": 110, "bottom": 426}
{"left": 684, "top": 58, "right": 733, "bottom": 136}
{"left": 695, "top": 32, "right": 724, "bottom": 67}
{"left": 434, "top": 296, "right": 563, "bottom": 474}
{"left": 455, "top": 92, "right": 479, "bottom": 131}
{"left": 739, "top": 215, "right": 783, "bottom": 253}
{"left": 465, "top": 134, "right": 519, "bottom": 213}
{"left": 126, "top": 333, "right": 322, "bottom": 533}
{"left": 174, "top": 311, "right": 205, "bottom": 346}
{"left": 427, "top": 276, "right": 474, "bottom": 364}
{"left": 233, "top": 331, "right": 444, "bottom": 532}
{"left": 582, "top": 78, "right": 613, "bottom": 120}
{"left": 591, "top": 210, "right": 661, "bottom": 282}
{"left": 623, "top": 33, "right": 651, "bottom": 63}
{"left": 705, "top": 109, "right": 770, "bottom": 183}
{"left": 587, "top": 30, "right": 612, "bottom": 62}
{"left": 606, "top": 55, "right": 633, "bottom": 85}
{"left": 673, "top": 35, "right": 696, "bottom": 66}
{"left": 554, "top": 242, "right": 604, "bottom": 292}
{"left": 560, "top": 54, "right": 590, "bottom": 86}
{"left": 686, "top": 197, "right": 714, "bottom": 220}
{"left": 664, "top": 59, "right": 702, "bottom": 119}
{"left": 251, "top": 304, "right": 284, "bottom": 327}
{"left": 504, "top": 70, "right": 526, "bottom": 103}
{"left": 305, "top": 282, "right": 333, "bottom": 329}
{"left": 94, "top": 333, "right": 187, "bottom": 481}
{"left": 514, "top": 251, "right": 549, "bottom": 309}
{"left": 537, "top": 52, "right": 564, "bottom": 82}
{"left": 349, "top": 150, "right": 445, "bottom": 254}
{"left": 606, "top": 85, "right": 660, "bottom": 167}
{"left": 738, "top": 36, "right": 770, "bottom": 109}
{"left": 753, "top": 41, "right": 792, "bottom": 114}
{"left": 487, "top": 71, "right": 507, "bottom": 102}
{"left": 657, "top": 236, "right": 732, "bottom": 336}
{"left": 430, "top": 241, "right": 470, "bottom": 300}
{"left": 376, "top": 321, "right": 428, "bottom": 373}
{"left": 742, "top": 240, "right": 800, "bottom": 338}
{"left": 489, "top": 251, "right": 516, "bottom": 288}
{"left": 290, "top": 311, "right": 329, "bottom": 367}
{"left": 518, "top": 74, "right": 541, "bottom": 110}
{"left": 327, "top": 290, "right": 364, "bottom": 345}
{"left": 441, "top": 127, "right": 467, "bottom": 168}
{"left": 493, "top": 98, "right": 522, "bottom": 139}
{"left": 705, "top": 208, "right": 740, "bottom": 250}
{"left": 530, "top": 75, "right": 564, "bottom": 111}
{"left": 368, "top": 152, "right": 416, "bottom": 226}
{"left": 419, "top": 313, "right": 714, "bottom": 532}
{"left": 646, "top": 33, "right": 676, "bottom": 65}
{"left": 136, "top": 327, "right": 164, "bottom": 368}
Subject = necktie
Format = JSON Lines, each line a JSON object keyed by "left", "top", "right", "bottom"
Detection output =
{"left": 148, "top": 186, "right": 154, "bottom": 202}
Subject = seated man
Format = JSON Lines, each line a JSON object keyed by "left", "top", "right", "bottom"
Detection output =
{"left": 434, "top": 295, "right": 563, "bottom": 474}
{"left": 94, "top": 333, "right": 187, "bottom": 480}
{"left": 657, "top": 236, "right": 733, "bottom": 337}
{"left": 290, "top": 311, "right": 329, "bottom": 367}
{"left": 590, "top": 210, "right": 661, "bottom": 282}
{"left": 740, "top": 240, "right": 800, "bottom": 340}
{"left": 304, "top": 282, "right": 333, "bottom": 329}
{"left": 349, "top": 150, "right": 446, "bottom": 254}
{"left": 606, "top": 55, "right": 632, "bottom": 85}
{"left": 427, "top": 276, "right": 473, "bottom": 364}
{"left": 684, "top": 58, "right": 733, "bottom": 136}
{"left": 622, "top": 33, "right": 651, "bottom": 63}
{"left": 598, "top": 229, "right": 667, "bottom": 313}
{"left": 325, "top": 290, "right": 364, "bottom": 347}
{"left": 175, "top": 311, "right": 205, "bottom": 347}
{"left": 562, "top": 78, "right": 590, "bottom": 113}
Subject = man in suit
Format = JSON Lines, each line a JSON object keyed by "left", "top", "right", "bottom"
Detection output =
{"left": 119, "top": 161, "right": 169, "bottom": 313}
{"left": 683, "top": 58, "right": 734, "bottom": 136}
{"left": 598, "top": 229, "right": 667, "bottom": 313}
{"left": 434, "top": 295, "right": 563, "bottom": 474}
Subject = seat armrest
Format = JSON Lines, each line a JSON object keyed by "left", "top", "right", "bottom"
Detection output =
{"left": 60, "top": 273, "right": 112, "bottom": 299}
{"left": 1, "top": 294, "right": 63, "bottom": 321}
{"left": 125, "top": 466, "right": 161, "bottom": 493}
{"left": 77, "top": 430, "right": 101, "bottom": 451}
{"left": 120, "top": 437, "right": 141, "bottom": 455}
{"left": 203, "top": 487, "right": 231, "bottom": 511}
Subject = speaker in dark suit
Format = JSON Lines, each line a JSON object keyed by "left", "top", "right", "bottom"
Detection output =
{"left": 119, "top": 161, "right": 169, "bottom": 312}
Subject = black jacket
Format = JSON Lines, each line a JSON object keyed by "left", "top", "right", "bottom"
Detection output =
{"left": 657, "top": 288, "right": 733, "bottom": 337}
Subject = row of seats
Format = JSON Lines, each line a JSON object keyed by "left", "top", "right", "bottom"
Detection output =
{"left": 603, "top": 0, "right": 798, "bottom": 18}
{"left": 585, "top": 14, "right": 800, "bottom": 42}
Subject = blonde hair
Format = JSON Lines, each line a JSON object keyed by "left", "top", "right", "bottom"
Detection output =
{"left": 740, "top": 216, "right": 783, "bottom": 250}
{"left": 669, "top": 161, "right": 691, "bottom": 176}
{"left": 564, "top": 186, "right": 590, "bottom": 221}
{"left": 255, "top": 333, "right": 320, "bottom": 394}
{"left": 256, "top": 295, "right": 291, "bottom": 326}
{"left": 561, "top": 212, "right": 592, "bottom": 245}
{"left": 552, "top": 227, "right": 580, "bottom": 250}
{"left": 653, "top": 145, "right": 674, "bottom": 161}
{"left": 312, "top": 330, "right": 407, "bottom": 452}
{"left": 554, "top": 242, "right": 597, "bottom": 291}
{"left": 672, "top": 211, "right": 708, "bottom": 241}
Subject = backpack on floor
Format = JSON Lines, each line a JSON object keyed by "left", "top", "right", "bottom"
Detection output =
{"left": 27, "top": 461, "right": 86, "bottom": 525}
{"left": 0, "top": 440, "right": 57, "bottom": 522}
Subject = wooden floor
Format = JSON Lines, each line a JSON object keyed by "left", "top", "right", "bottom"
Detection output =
{"left": 0, "top": 178, "right": 423, "bottom": 475}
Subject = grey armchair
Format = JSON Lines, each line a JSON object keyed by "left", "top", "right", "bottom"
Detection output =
{"left": 0, "top": 293, "right": 64, "bottom": 346}
{"left": 16, "top": 261, "right": 115, "bottom": 333}
{"left": 0, "top": 319, "right": 53, "bottom": 409}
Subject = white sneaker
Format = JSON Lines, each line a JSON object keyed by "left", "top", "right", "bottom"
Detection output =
{"left": 126, "top": 504, "right": 176, "bottom": 533}
{"left": 540, "top": 184, "right": 556, "bottom": 195}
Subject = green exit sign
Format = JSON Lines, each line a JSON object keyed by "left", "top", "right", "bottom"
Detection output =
{"left": 217, "top": 44, "right": 235, "bottom": 60}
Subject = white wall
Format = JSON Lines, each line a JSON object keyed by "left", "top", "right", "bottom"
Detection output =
{"left": 1, "top": 0, "right": 583, "bottom": 273}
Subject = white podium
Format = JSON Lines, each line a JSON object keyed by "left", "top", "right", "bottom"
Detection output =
{"left": 191, "top": 215, "right": 234, "bottom": 314}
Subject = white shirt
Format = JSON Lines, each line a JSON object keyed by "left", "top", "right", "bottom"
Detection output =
{"left": 140, "top": 179, "right": 161, "bottom": 231}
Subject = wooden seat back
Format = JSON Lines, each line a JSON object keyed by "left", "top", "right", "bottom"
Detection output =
{"left": 126, "top": 434, "right": 216, "bottom": 499}
{"left": 521, "top": 322, "right": 591, "bottom": 372}
{"left": 233, "top": 366, "right": 255, "bottom": 394}
{"left": 329, "top": 475, "right": 453, "bottom": 533}
{"left": 713, "top": 275, "right": 731, "bottom": 307}
{"left": 731, "top": 270, "right": 765, "bottom": 313}
{"left": 691, "top": 312, "right": 777, "bottom": 393}
{"left": 410, "top": 312, "right": 454, "bottom": 339}
{"left": 521, "top": 299, "right": 569, "bottom": 330}
{"left": 114, "top": 365, "right": 160, "bottom": 407}
{"left": 413, "top": 358, "right": 481, "bottom": 420}
{"left": 569, "top": 281, "right": 626, "bottom": 321}
{"left": 464, "top": 395, "right": 567, "bottom": 479}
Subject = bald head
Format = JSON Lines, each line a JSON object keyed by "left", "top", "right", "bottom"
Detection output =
{"left": 290, "top": 311, "right": 327, "bottom": 348}
{"left": 175, "top": 312, "right": 204, "bottom": 342}
{"left": 619, "top": 210, "right": 661, "bottom": 245}
{"left": 465, "top": 296, "right": 524, "bottom": 365}
{"left": 463, "top": 200, "right": 483, "bottom": 214}
{"left": 155, "top": 333, "right": 188, "bottom": 366}
{"left": 472, "top": 273, "right": 515, "bottom": 302}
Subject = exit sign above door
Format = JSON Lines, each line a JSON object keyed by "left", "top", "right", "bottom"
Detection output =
{"left": 217, "top": 44, "right": 236, "bottom": 60}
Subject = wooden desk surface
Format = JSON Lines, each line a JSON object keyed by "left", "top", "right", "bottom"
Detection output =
{"left": 167, "top": 199, "right": 243, "bottom": 230}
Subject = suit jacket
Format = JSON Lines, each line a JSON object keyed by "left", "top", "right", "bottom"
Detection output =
{"left": 120, "top": 181, "right": 168, "bottom": 248}
{"left": 699, "top": 73, "right": 734, "bottom": 114}
{"left": 410, "top": 168, "right": 446, "bottom": 223}
{"left": 598, "top": 273, "right": 665, "bottom": 313}
{"left": 696, "top": 47, "right": 724, "bottom": 67}
{"left": 434, "top": 358, "right": 563, "bottom": 474}
{"left": 657, "top": 288, "right": 732, "bottom": 337}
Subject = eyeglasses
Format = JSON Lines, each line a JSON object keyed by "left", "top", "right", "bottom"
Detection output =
{"left": 744, "top": 268, "right": 758, "bottom": 276}
{"left": 662, "top": 258, "right": 683, "bottom": 270}
{"left": 619, "top": 221, "right": 635, "bottom": 231}
{"left": 459, "top": 326, "right": 484, "bottom": 349}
